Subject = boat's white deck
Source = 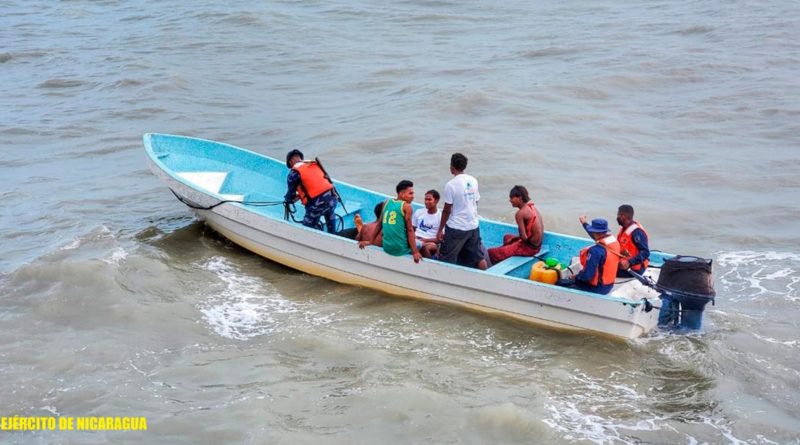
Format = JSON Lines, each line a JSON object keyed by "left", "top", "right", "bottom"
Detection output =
{"left": 176, "top": 171, "right": 243, "bottom": 202}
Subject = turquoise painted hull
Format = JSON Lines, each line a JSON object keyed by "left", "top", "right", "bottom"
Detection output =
{"left": 144, "top": 133, "right": 666, "bottom": 339}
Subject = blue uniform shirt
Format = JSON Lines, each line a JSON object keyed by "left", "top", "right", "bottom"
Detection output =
{"left": 576, "top": 228, "right": 615, "bottom": 295}
{"left": 284, "top": 169, "right": 302, "bottom": 202}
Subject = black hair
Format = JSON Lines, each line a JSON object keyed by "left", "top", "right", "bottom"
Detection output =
{"left": 426, "top": 189, "right": 440, "bottom": 201}
{"left": 450, "top": 153, "right": 468, "bottom": 171}
{"left": 509, "top": 185, "right": 530, "bottom": 202}
{"left": 373, "top": 201, "right": 384, "bottom": 218}
{"left": 285, "top": 149, "right": 304, "bottom": 168}
{"left": 618, "top": 204, "right": 634, "bottom": 217}
{"left": 396, "top": 179, "right": 414, "bottom": 193}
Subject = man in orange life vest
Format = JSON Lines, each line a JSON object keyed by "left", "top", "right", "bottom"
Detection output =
{"left": 284, "top": 149, "right": 338, "bottom": 233}
{"left": 575, "top": 217, "right": 621, "bottom": 295}
{"left": 615, "top": 204, "right": 650, "bottom": 276}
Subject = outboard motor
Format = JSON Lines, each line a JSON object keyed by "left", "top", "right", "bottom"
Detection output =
{"left": 656, "top": 256, "right": 716, "bottom": 329}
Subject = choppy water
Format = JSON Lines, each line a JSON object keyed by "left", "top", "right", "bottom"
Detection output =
{"left": 2, "top": 0, "right": 799, "bottom": 443}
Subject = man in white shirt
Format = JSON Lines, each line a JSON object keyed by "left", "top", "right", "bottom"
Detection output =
{"left": 412, "top": 189, "right": 441, "bottom": 258}
{"left": 435, "top": 153, "right": 484, "bottom": 268}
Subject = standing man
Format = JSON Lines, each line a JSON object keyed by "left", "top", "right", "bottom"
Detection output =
{"left": 359, "top": 180, "right": 422, "bottom": 263}
{"left": 284, "top": 149, "right": 338, "bottom": 233}
{"left": 615, "top": 204, "right": 650, "bottom": 275}
{"left": 574, "top": 218, "right": 621, "bottom": 295}
{"left": 436, "top": 153, "right": 483, "bottom": 268}
{"left": 487, "top": 185, "right": 544, "bottom": 264}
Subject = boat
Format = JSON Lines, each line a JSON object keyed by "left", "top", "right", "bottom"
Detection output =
{"left": 144, "top": 133, "right": 674, "bottom": 339}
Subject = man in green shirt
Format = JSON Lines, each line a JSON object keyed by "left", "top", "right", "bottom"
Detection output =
{"left": 358, "top": 180, "right": 422, "bottom": 263}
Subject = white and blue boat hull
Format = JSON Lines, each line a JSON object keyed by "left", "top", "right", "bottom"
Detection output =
{"left": 145, "top": 133, "right": 663, "bottom": 339}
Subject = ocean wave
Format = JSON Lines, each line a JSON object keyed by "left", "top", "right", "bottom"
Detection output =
{"left": 59, "top": 225, "right": 115, "bottom": 252}
{"left": 672, "top": 25, "right": 716, "bottom": 36}
{"left": 552, "top": 85, "right": 610, "bottom": 100}
{"left": 107, "top": 78, "right": 146, "bottom": 88}
{"left": 521, "top": 47, "right": 581, "bottom": 59}
{"left": 36, "top": 79, "right": 87, "bottom": 89}
{"left": 716, "top": 251, "right": 800, "bottom": 302}
{"left": 102, "top": 247, "right": 129, "bottom": 266}
{"left": 216, "top": 13, "right": 264, "bottom": 27}
{"left": 539, "top": 363, "right": 757, "bottom": 444}
{"left": 470, "top": 403, "right": 551, "bottom": 442}
{"left": 199, "top": 256, "right": 299, "bottom": 341}
{"left": 752, "top": 332, "right": 799, "bottom": 348}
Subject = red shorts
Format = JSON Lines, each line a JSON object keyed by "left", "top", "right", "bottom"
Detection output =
{"left": 488, "top": 234, "right": 540, "bottom": 264}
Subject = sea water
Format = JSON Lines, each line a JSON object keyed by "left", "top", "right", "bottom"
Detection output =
{"left": 1, "top": 0, "right": 799, "bottom": 443}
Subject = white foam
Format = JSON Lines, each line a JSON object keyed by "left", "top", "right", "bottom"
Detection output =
{"left": 102, "top": 247, "right": 128, "bottom": 265}
{"left": 716, "top": 251, "right": 800, "bottom": 266}
{"left": 41, "top": 405, "right": 60, "bottom": 416}
{"left": 58, "top": 225, "right": 115, "bottom": 252}
{"left": 752, "top": 333, "right": 799, "bottom": 347}
{"left": 59, "top": 238, "right": 81, "bottom": 251}
{"left": 715, "top": 250, "right": 800, "bottom": 302}
{"left": 544, "top": 401, "right": 665, "bottom": 445}
{"left": 541, "top": 366, "right": 785, "bottom": 444}
{"left": 199, "top": 256, "right": 299, "bottom": 341}
{"left": 701, "top": 417, "right": 750, "bottom": 445}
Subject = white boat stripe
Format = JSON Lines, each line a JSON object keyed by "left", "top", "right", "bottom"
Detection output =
{"left": 177, "top": 172, "right": 228, "bottom": 194}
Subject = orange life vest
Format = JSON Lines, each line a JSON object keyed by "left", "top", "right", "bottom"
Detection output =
{"left": 616, "top": 222, "right": 649, "bottom": 272}
{"left": 579, "top": 235, "right": 621, "bottom": 286}
{"left": 293, "top": 161, "right": 333, "bottom": 205}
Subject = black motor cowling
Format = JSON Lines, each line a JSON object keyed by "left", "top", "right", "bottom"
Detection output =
{"left": 658, "top": 256, "right": 714, "bottom": 298}
{"left": 656, "top": 255, "right": 715, "bottom": 329}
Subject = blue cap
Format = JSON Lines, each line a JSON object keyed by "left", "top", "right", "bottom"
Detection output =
{"left": 586, "top": 218, "right": 609, "bottom": 234}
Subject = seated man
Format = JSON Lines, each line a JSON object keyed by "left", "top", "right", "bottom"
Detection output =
{"left": 356, "top": 202, "right": 385, "bottom": 247}
{"left": 284, "top": 149, "right": 337, "bottom": 233}
{"left": 488, "top": 185, "right": 543, "bottom": 264}
{"left": 574, "top": 218, "right": 621, "bottom": 295}
{"left": 615, "top": 204, "right": 650, "bottom": 276}
{"left": 359, "top": 180, "right": 422, "bottom": 263}
{"left": 411, "top": 189, "right": 441, "bottom": 258}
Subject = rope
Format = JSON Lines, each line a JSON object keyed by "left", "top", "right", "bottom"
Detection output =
{"left": 284, "top": 202, "right": 345, "bottom": 232}
{"left": 170, "top": 189, "right": 284, "bottom": 210}
{"left": 627, "top": 269, "right": 715, "bottom": 306}
{"left": 284, "top": 201, "right": 303, "bottom": 223}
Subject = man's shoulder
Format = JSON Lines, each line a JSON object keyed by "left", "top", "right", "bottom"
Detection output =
{"left": 446, "top": 174, "right": 478, "bottom": 188}
{"left": 462, "top": 173, "right": 478, "bottom": 185}
{"left": 445, "top": 176, "right": 460, "bottom": 187}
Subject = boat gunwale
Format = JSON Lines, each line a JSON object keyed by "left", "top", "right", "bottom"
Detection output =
{"left": 143, "top": 133, "right": 657, "bottom": 311}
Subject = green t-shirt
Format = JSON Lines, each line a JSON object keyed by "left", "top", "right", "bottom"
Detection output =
{"left": 382, "top": 199, "right": 411, "bottom": 256}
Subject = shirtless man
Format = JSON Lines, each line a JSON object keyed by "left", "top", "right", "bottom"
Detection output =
{"left": 487, "top": 185, "right": 543, "bottom": 264}
{"left": 356, "top": 202, "right": 385, "bottom": 247}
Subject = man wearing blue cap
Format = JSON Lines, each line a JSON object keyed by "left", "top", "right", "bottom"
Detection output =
{"left": 575, "top": 216, "right": 622, "bottom": 294}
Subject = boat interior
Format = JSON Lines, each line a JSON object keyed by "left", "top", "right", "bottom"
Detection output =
{"left": 148, "top": 134, "right": 666, "bottom": 302}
